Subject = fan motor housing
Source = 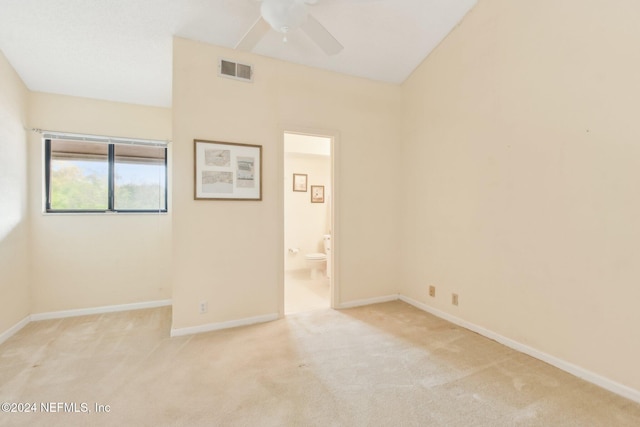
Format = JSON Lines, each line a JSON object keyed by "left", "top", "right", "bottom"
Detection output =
{"left": 261, "top": 0, "right": 308, "bottom": 33}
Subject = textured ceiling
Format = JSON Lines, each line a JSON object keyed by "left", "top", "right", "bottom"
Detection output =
{"left": 0, "top": 0, "right": 476, "bottom": 107}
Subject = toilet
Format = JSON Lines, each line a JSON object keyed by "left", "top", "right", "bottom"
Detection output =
{"left": 305, "top": 234, "right": 331, "bottom": 279}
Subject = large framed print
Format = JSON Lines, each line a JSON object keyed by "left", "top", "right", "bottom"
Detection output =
{"left": 194, "top": 139, "right": 262, "bottom": 200}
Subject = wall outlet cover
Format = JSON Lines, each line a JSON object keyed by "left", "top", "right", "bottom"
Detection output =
{"left": 199, "top": 301, "right": 208, "bottom": 314}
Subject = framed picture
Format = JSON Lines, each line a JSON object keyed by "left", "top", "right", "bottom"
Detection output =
{"left": 194, "top": 139, "right": 262, "bottom": 200}
{"left": 311, "top": 185, "right": 325, "bottom": 203}
{"left": 293, "top": 173, "right": 308, "bottom": 192}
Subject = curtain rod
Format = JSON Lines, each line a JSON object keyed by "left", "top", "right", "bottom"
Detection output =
{"left": 32, "top": 129, "right": 170, "bottom": 147}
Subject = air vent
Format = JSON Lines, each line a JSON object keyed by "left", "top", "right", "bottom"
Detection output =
{"left": 218, "top": 58, "right": 253, "bottom": 82}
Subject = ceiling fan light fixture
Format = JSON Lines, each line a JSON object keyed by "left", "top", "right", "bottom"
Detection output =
{"left": 236, "top": 0, "right": 343, "bottom": 55}
{"left": 261, "top": 0, "right": 308, "bottom": 34}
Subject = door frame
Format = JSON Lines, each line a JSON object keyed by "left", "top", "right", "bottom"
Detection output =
{"left": 278, "top": 127, "right": 340, "bottom": 317}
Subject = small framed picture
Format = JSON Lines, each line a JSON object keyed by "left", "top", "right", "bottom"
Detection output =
{"left": 293, "top": 173, "right": 308, "bottom": 192}
{"left": 311, "top": 185, "right": 325, "bottom": 203}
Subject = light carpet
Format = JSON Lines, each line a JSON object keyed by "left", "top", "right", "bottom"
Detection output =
{"left": 1, "top": 301, "right": 639, "bottom": 426}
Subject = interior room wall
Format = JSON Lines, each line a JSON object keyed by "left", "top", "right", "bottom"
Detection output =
{"left": 400, "top": 0, "right": 640, "bottom": 393}
{"left": 27, "top": 92, "right": 173, "bottom": 314}
{"left": 284, "top": 151, "right": 331, "bottom": 272}
{"left": 172, "top": 37, "right": 402, "bottom": 329}
{"left": 0, "top": 50, "right": 30, "bottom": 335}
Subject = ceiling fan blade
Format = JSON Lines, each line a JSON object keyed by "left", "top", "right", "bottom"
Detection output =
{"left": 236, "top": 17, "right": 271, "bottom": 51}
{"left": 300, "top": 14, "right": 343, "bottom": 55}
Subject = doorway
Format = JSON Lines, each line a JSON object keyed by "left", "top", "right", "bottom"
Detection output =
{"left": 283, "top": 131, "right": 334, "bottom": 314}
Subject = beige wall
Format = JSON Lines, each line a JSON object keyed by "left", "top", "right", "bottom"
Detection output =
{"left": 6, "top": 0, "right": 636, "bottom": 398}
{"left": 284, "top": 152, "right": 331, "bottom": 272}
{"left": 401, "top": 0, "right": 640, "bottom": 392}
{"left": 28, "top": 92, "right": 172, "bottom": 313}
{"left": 0, "top": 50, "right": 30, "bottom": 333}
{"left": 172, "top": 37, "right": 402, "bottom": 329}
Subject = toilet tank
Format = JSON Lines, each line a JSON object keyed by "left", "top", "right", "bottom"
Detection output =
{"left": 323, "top": 234, "right": 331, "bottom": 252}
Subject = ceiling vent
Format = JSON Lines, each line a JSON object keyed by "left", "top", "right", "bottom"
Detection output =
{"left": 218, "top": 58, "right": 253, "bottom": 82}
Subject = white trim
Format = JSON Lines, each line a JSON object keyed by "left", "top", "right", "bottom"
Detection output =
{"left": 33, "top": 129, "right": 169, "bottom": 146}
{"left": 398, "top": 294, "right": 640, "bottom": 404}
{"left": 277, "top": 129, "right": 285, "bottom": 318}
{"left": 0, "top": 316, "right": 31, "bottom": 346}
{"left": 30, "top": 299, "right": 172, "bottom": 321}
{"left": 170, "top": 313, "right": 279, "bottom": 337}
{"left": 279, "top": 126, "right": 341, "bottom": 313}
{"left": 398, "top": 295, "right": 463, "bottom": 326}
{"left": 42, "top": 211, "right": 168, "bottom": 216}
{"left": 337, "top": 294, "right": 399, "bottom": 309}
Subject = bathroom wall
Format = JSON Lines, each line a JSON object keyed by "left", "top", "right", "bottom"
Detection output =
{"left": 284, "top": 139, "right": 331, "bottom": 272}
{"left": 400, "top": 0, "right": 640, "bottom": 394}
{"left": 0, "top": 49, "right": 30, "bottom": 336}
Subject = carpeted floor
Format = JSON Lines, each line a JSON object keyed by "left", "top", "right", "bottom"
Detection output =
{"left": 1, "top": 301, "right": 639, "bottom": 426}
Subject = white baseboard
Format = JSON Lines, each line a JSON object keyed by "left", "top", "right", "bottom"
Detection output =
{"left": 337, "top": 294, "right": 399, "bottom": 309}
{"left": 0, "top": 315, "right": 31, "bottom": 346}
{"left": 30, "top": 299, "right": 172, "bottom": 321}
{"left": 170, "top": 313, "right": 279, "bottom": 337}
{"left": 398, "top": 294, "right": 640, "bottom": 404}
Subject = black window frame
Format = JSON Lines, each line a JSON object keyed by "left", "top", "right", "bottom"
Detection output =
{"left": 44, "top": 138, "right": 168, "bottom": 213}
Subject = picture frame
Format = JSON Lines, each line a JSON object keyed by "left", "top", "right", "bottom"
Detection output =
{"left": 293, "top": 173, "right": 308, "bottom": 192}
{"left": 311, "top": 185, "right": 325, "bottom": 203}
{"left": 194, "top": 139, "right": 262, "bottom": 200}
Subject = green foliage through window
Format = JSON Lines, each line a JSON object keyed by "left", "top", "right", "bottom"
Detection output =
{"left": 46, "top": 138, "right": 167, "bottom": 212}
{"left": 50, "top": 163, "right": 108, "bottom": 210}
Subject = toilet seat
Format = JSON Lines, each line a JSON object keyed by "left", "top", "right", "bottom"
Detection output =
{"left": 305, "top": 253, "right": 327, "bottom": 261}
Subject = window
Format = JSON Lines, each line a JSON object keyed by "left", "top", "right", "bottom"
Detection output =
{"left": 45, "top": 137, "right": 167, "bottom": 213}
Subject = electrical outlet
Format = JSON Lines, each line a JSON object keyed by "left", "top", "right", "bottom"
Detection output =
{"left": 452, "top": 293, "right": 459, "bottom": 306}
{"left": 429, "top": 286, "right": 436, "bottom": 298}
{"left": 199, "top": 301, "right": 208, "bottom": 314}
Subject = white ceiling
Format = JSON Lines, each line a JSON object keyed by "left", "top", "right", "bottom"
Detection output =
{"left": 0, "top": 0, "right": 476, "bottom": 108}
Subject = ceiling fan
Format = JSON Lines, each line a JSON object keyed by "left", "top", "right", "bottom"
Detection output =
{"left": 236, "top": 0, "right": 343, "bottom": 55}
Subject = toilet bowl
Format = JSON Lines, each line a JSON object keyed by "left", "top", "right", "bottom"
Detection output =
{"left": 304, "top": 234, "right": 331, "bottom": 280}
{"left": 305, "top": 253, "right": 327, "bottom": 280}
